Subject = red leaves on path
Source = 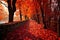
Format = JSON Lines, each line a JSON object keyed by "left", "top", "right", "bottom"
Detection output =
{"left": 5, "top": 20, "right": 59, "bottom": 40}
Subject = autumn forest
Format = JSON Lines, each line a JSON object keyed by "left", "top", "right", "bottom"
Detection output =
{"left": 0, "top": 0, "right": 60, "bottom": 40}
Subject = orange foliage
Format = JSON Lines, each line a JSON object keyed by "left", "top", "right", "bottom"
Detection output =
{"left": 0, "top": 16, "right": 3, "bottom": 20}
{"left": 16, "top": 0, "right": 41, "bottom": 19}
{"left": 0, "top": 4, "right": 4, "bottom": 20}
{"left": 0, "top": 0, "right": 41, "bottom": 22}
{"left": 0, "top": 1, "right": 8, "bottom": 21}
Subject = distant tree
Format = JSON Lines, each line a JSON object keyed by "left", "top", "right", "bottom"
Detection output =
{"left": 19, "top": 9, "right": 22, "bottom": 21}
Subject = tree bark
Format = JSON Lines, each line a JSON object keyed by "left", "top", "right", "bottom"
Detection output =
{"left": 39, "top": 0, "right": 47, "bottom": 28}
{"left": 57, "top": 0, "right": 60, "bottom": 10}
{"left": 7, "top": 0, "right": 16, "bottom": 22}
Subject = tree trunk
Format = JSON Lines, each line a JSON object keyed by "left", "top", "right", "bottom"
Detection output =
{"left": 59, "top": 16, "right": 60, "bottom": 37}
{"left": 57, "top": 0, "right": 60, "bottom": 10}
{"left": 20, "top": 10, "right": 22, "bottom": 21}
{"left": 12, "top": 0, "right": 16, "bottom": 12}
{"left": 39, "top": 0, "right": 47, "bottom": 28}
{"left": 7, "top": 0, "right": 16, "bottom": 22}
